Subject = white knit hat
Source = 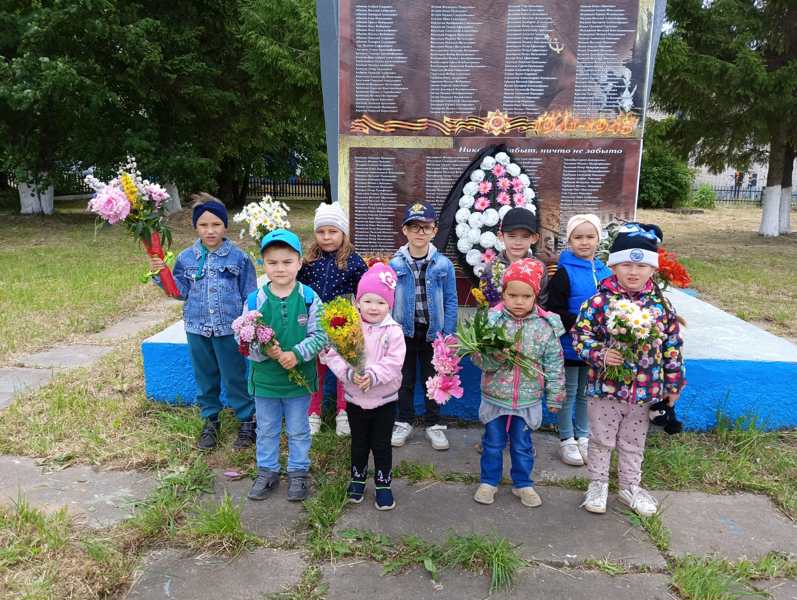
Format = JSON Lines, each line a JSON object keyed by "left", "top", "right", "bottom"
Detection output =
{"left": 566, "top": 214, "right": 602, "bottom": 242}
{"left": 314, "top": 201, "right": 349, "bottom": 236}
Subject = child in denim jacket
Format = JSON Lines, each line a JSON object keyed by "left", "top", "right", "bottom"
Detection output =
{"left": 150, "top": 195, "right": 257, "bottom": 451}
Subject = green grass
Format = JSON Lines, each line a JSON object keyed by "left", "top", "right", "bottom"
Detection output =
{"left": 442, "top": 533, "right": 526, "bottom": 592}
{"left": 671, "top": 554, "right": 797, "bottom": 600}
{"left": 266, "top": 565, "right": 328, "bottom": 600}
{"left": 626, "top": 510, "right": 671, "bottom": 553}
{"left": 582, "top": 557, "right": 629, "bottom": 576}
{"left": 182, "top": 492, "right": 261, "bottom": 555}
{"left": 643, "top": 417, "right": 797, "bottom": 519}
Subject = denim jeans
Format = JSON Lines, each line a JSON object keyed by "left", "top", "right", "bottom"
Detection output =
{"left": 558, "top": 365, "right": 590, "bottom": 440}
{"left": 186, "top": 333, "right": 254, "bottom": 422}
{"left": 255, "top": 395, "right": 311, "bottom": 473}
{"left": 480, "top": 415, "right": 534, "bottom": 488}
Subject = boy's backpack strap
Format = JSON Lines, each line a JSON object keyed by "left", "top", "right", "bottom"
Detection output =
{"left": 299, "top": 283, "right": 318, "bottom": 310}
{"left": 246, "top": 289, "right": 261, "bottom": 311}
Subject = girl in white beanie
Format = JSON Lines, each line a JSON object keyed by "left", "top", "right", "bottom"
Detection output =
{"left": 298, "top": 201, "right": 368, "bottom": 436}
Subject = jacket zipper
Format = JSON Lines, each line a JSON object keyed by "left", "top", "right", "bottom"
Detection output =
{"left": 512, "top": 318, "right": 521, "bottom": 409}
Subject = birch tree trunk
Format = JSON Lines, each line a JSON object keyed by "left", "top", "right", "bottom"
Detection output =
{"left": 760, "top": 128, "right": 786, "bottom": 237}
{"left": 778, "top": 145, "right": 793, "bottom": 234}
{"left": 164, "top": 183, "right": 182, "bottom": 214}
{"left": 18, "top": 182, "right": 54, "bottom": 215}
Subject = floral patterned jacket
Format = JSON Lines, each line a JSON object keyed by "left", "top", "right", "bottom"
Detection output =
{"left": 471, "top": 305, "right": 565, "bottom": 410}
{"left": 572, "top": 276, "right": 686, "bottom": 405}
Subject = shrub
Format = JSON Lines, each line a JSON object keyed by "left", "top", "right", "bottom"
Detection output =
{"left": 638, "top": 118, "right": 694, "bottom": 209}
{"left": 690, "top": 183, "right": 717, "bottom": 209}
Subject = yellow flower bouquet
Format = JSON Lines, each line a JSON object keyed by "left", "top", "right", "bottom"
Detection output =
{"left": 320, "top": 297, "right": 366, "bottom": 374}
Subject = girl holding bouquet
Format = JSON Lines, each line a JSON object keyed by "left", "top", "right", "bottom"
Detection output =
{"left": 299, "top": 201, "right": 368, "bottom": 436}
{"left": 149, "top": 195, "right": 258, "bottom": 451}
{"left": 573, "top": 223, "right": 685, "bottom": 517}
{"left": 320, "top": 263, "right": 406, "bottom": 510}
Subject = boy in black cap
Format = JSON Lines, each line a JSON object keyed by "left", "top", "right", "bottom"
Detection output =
{"left": 485, "top": 207, "right": 549, "bottom": 306}
{"left": 389, "top": 201, "right": 458, "bottom": 450}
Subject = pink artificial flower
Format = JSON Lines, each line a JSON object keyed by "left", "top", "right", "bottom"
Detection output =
{"left": 511, "top": 178, "right": 525, "bottom": 193}
{"left": 88, "top": 186, "right": 130, "bottom": 225}
{"left": 483, "top": 248, "right": 497, "bottom": 262}
{"left": 496, "top": 191, "right": 511, "bottom": 206}
{"left": 478, "top": 180, "right": 493, "bottom": 195}
{"left": 492, "top": 163, "right": 506, "bottom": 177}
{"left": 474, "top": 196, "right": 490, "bottom": 211}
{"left": 513, "top": 193, "right": 526, "bottom": 206}
{"left": 497, "top": 177, "right": 511, "bottom": 191}
{"left": 426, "top": 373, "right": 464, "bottom": 405}
{"left": 145, "top": 183, "right": 170, "bottom": 207}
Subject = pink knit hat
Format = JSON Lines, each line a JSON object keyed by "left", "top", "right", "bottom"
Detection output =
{"left": 356, "top": 263, "right": 398, "bottom": 309}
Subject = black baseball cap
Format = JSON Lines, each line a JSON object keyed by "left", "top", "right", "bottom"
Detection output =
{"left": 500, "top": 207, "right": 538, "bottom": 233}
{"left": 402, "top": 201, "right": 437, "bottom": 225}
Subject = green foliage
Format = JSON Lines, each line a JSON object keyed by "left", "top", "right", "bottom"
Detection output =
{"left": 672, "top": 554, "right": 797, "bottom": 600}
{"left": 183, "top": 492, "right": 261, "bottom": 555}
{"left": 638, "top": 118, "right": 694, "bottom": 208}
{"left": 689, "top": 184, "right": 717, "bottom": 209}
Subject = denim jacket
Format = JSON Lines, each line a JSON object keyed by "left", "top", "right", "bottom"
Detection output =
{"left": 155, "top": 239, "right": 257, "bottom": 337}
{"left": 389, "top": 244, "right": 458, "bottom": 341}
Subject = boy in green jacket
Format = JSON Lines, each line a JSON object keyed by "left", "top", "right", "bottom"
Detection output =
{"left": 241, "top": 229, "right": 327, "bottom": 502}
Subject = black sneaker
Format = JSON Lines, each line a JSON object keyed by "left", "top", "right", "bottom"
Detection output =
{"left": 233, "top": 419, "right": 256, "bottom": 450}
{"left": 247, "top": 469, "right": 280, "bottom": 501}
{"left": 347, "top": 480, "right": 366, "bottom": 504}
{"left": 374, "top": 486, "right": 396, "bottom": 511}
{"left": 287, "top": 471, "right": 311, "bottom": 502}
{"left": 196, "top": 419, "right": 220, "bottom": 451}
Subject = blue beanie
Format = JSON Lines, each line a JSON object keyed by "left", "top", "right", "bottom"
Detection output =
{"left": 192, "top": 200, "right": 228, "bottom": 228}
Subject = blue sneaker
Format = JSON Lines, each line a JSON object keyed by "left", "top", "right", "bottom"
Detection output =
{"left": 347, "top": 480, "right": 365, "bottom": 504}
{"left": 374, "top": 486, "right": 395, "bottom": 511}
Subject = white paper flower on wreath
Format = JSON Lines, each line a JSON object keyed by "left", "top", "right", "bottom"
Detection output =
{"left": 507, "top": 163, "right": 521, "bottom": 177}
{"left": 463, "top": 181, "right": 479, "bottom": 196}
{"left": 482, "top": 208, "right": 499, "bottom": 227}
{"left": 524, "top": 186, "right": 535, "bottom": 200}
{"left": 466, "top": 249, "right": 483, "bottom": 266}
{"left": 474, "top": 264, "right": 486, "bottom": 277}
{"left": 495, "top": 239, "right": 506, "bottom": 252}
{"left": 519, "top": 174, "right": 530, "bottom": 187}
{"left": 457, "top": 238, "right": 473, "bottom": 253}
{"left": 498, "top": 205, "right": 512, "bottom": 220}
{"left": 525, "top": 202, "right": 537, "bottom": 215}
{"left": 455, "top": 207, "right": 471, "bottom": 224}
{"left": 455, "top": 223, "right": 470, "bottom": 239}
{"left": 467, "top": 212, "right": 483, "bottom": 229}
{"left": 480, "top": 231, "right": 497, "bottom": 249}
{"left": 467, "top": 227, "right": 482, "bottom": 244}
{"left": 470, "top": 169, "right": 485, "bottom": 183}
{"left": 480, "top": 156, "right": 496, "bottom": 170}
{"left": 495, "top": 152, "right": 511, "bottom": 166}
{"left": 459, "top": 195, "right": 475, "bottom": 209}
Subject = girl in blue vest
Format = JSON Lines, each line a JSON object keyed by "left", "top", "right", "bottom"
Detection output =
{"left": 544, "top": 214, "right": 611, "bottom": 467}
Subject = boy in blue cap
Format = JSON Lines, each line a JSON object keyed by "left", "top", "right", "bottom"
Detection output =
{"left": 240, "top": 229, "right": 327, "bottom": 502}
{"left": 389, "top": 202, "right": 458, "bottom": 450}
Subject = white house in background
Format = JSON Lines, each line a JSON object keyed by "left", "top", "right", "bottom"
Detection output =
{"left": 692, "top": 161, "right": 797, "bottom": 191}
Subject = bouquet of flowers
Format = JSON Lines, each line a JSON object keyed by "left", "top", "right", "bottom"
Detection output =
{"left": 657, "top": 248, "right": 691, "bottom": 289}
{"left": 86, "top": 157, "right": 179, "bottom": 297}
{"left": 425, "top": 306, "right": 544, "bottom": 405}
{"left": 233, "top": 195, "right": 291, "bottom": 248}
{"left": 319, "top": 297, "right": 366, "bottom": 374}
{"left": 602, "top": 299, "right": 662, "bottom": 383}
{"left": 232, "top": 311, "right": 311, "bottom": 391}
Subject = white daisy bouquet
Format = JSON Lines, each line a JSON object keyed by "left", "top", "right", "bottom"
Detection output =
{"left": 233, "top": 195, "right": 291, "bottom": 246}
{"left": 603, "top": 299, "right": 661, "bottom": 383}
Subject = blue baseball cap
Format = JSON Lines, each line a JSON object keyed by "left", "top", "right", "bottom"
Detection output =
{"left": 402, "top": 201, "right": 437, "bottom": 225}
{"left": 260, "top": 229, "right": 302, "bottom": 256}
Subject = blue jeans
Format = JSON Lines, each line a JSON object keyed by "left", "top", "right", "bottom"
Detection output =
{"left": 255, "top": 395, "right": 311, "bottom": 473}
{"left": 558, "top": 366, "right": 590, "bottom": 440}
{"left": 480, "top": 415, "right": 534, "bottom": 488}
{"left": 186, "top": 333, "right": 254, "bottom": 422}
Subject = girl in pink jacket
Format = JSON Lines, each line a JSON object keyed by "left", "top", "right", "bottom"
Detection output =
{"left": 321, "top": 263, "right": 406, "bottom": 510}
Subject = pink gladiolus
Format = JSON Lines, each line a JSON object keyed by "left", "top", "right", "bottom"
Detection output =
{"left": 88, "top": 187, "right": 130, "bottom": 224}
{"left": 497, "top": 177, "right": 511, "bottom": 191}
{"left": 431, "top": 333, "right": 461, "bottom": 376}
{"left": 474, "top": 196, "right": 490, "bottom": 211}
{"left": 511, "top": 178, "right": 525, "bottom": 193}
{"left": 478, "top": 180, "right": 492, "bottom": 195}
{"left": 492, "top": 163, "right": 506, "bottom": 177}
{"left": 426, "top": 373, "right": 464, "bottom": 405}
{"left": 496, "top": 191, "right": 511, "bottom": 205}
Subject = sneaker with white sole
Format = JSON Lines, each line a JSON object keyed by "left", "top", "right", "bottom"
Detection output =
{"left": 473, "top": 483, "right": 497, "bottom": 505}
{"left": 308, "top": 413, "right": 322, "bottom": 436}
{"left": 512, "top": 486, "right": 542, "bottom": 508}
{"left": 577, "top": 437, "right": 589, "bottom": 463}
{"left": 581, "top": 481, "right": 608, "bottom": 514}
{"left": 335, "top": 410, "right": 350, "bottom": 437}
{"left": 618, "top": 485, "right": 658, "bottom": 517}
{"left": 559, "top": 437, "right": 584, "bottom": 466}
{"left": 391, "top": 421, "right": 413, "bottom": 447}
{"left": 425, "top": 425, "right": 449, "bottom": 450}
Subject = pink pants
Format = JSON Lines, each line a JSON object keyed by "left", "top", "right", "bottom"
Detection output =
{"left": 308, "top": 360, "right": 346, "bottom": 416}
{"left": 587, "top": 396, "right": 650, "bottom": 489}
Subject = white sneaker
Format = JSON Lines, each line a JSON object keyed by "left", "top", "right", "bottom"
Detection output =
{"left": 559, "top": 438, "right": 584, "bottom": 466}
{"left": 581, "top": 481, "right": 608, "bottom": 514}
{"left": 425, "top": 425, "right": 449, "bottom": 451}
{"left": 391, "top": 421, "right": 413, "bottom": 447}
{"left": 335, "top": 410, "right": 350, "bottom": 437}
{"left": 474, "top": 483, "right": 497, "bottom": 505}
{"left": 577, "top": 437, "right": 589, "bottom": 464}
{"left": 308, "top": 414, "right": 322, "bottom": 436}
{"left": 618, "top": 485, "right": 658, "bottom": 517}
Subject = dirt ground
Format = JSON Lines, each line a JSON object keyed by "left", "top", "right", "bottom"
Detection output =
{"left": 638, "top": 207, "right": 797, "bottom": 342}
